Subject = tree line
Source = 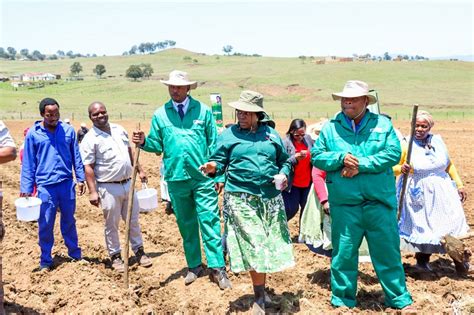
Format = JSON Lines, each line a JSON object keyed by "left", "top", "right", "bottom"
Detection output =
{"left": 0, "top": 47, "right": 98, "bottom": 61}
{"left": 68, "top": 62, "right": 154, "bottom": 81}
{"left": 123, "top": 40, "right": 176, "bottom": 56}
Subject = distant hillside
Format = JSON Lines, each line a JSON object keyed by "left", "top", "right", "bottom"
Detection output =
{"left": 0, "top": 49, "right": 473, "bottom": 121}
{"left": 430, "top": 55, "right": 473, "bottom": 62}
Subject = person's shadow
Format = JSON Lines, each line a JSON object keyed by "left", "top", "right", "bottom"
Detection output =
{"left": 404, "top": 257, "right": 473, "bottom": 281}
{"left": 159, "top": 267, "right": 188, "bottom": 287}
{"left": 4, "top": 301, "right": 41, "bottom": 314}
{"left": 307, "top": 268, "right": 379, "bottom": 289}
{"left": 227, "top": 289, "right": 303, "bottom": 314}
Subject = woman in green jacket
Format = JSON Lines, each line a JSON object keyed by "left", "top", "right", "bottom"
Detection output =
{"left": 201, "top": 91, "right": 294, "bottom": 315}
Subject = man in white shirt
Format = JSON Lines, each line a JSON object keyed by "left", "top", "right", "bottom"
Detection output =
{"left": 0, "top": 120, "right": 16, "bottom": 313}
{"left": 80, "top": 102, "right": 152, "bottom": 273}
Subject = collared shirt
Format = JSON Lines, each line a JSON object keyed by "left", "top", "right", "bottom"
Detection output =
{"left": 0, "top": 120, "right": 16, "bottom": 148}
{"left": 343, "top": 110, "right": 368, "bottom": 133}
{"left": 80, "top": 123, "right": 132, "bottom": 183}
{"left": 20, "top": 121, "right": 85, "bottom": 193}
{"left": 172, "top": 97, "right": 190, "bottom": 115}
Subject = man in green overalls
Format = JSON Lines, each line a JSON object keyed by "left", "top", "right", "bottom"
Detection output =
{"left": 311, "top": 81, "right": 413, "bottom": 310}
{"left": 132, "top": 70, "right": 231, "bottom": 289}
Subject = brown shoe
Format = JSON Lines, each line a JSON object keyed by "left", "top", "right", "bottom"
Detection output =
{"left": 111, "top": 254, "right": 125, "bottom": 273}
{"left": 135, "top": 247, "right": 152, "bottom": 267}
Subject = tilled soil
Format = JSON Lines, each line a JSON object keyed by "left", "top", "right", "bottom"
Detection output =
{"left": 1, "top": 119, "right": 473, "bottom": 314}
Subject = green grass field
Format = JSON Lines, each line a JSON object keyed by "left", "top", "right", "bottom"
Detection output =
{"left": 0, "top": 48, "right": 473, "bottom": 121}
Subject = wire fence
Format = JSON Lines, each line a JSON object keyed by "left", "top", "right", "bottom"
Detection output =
{"left": 1, "top": 110, "right": 473, "bottom": 122}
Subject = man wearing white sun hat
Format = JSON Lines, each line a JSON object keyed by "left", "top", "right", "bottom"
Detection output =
{"left": 311, "top": 80, "right": 413, "bottom": 310}
{"left": 132, "top": 70, "right": 231, "bottom": 290}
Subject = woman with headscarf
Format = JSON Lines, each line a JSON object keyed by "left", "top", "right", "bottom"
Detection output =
{"left": 200, "top": 90, "right": 294, "bottom": 315}
{"left": 396, "top": 110, "right": 469, "bottom": 274}
{"left": 282, "top": 119, "right": 314, "bottom": 226}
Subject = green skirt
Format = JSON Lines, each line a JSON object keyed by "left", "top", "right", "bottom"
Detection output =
{"left": 223, "top": 191, "right": 295, "bottom": 273}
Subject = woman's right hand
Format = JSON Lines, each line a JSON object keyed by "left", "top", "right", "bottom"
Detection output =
{"left": 401, "top": 163, "right": 412, "bottom": 175}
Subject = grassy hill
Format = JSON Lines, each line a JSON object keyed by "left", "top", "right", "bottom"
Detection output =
{"left": 0, "top": 48, "right": 473, "bottom": 121}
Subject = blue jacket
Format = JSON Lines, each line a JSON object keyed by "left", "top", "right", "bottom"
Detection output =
{"left": 20, "top": 121, "right": 85, "bottom": 193}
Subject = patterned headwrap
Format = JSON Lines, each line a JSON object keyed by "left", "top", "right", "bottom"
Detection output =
{"left": 416, "top": 110, "right": 434, "bottom": 128}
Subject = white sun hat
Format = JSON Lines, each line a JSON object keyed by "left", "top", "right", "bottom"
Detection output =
{"left": 332, "top": 80, "right": 377, "bottom": 105}
{"left": 160, "top": 70, "right": 197, "bottom": 89}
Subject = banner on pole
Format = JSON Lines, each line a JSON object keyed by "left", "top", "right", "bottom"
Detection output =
{"left": 210, "top": 93, "right": 224, "bottom": 130}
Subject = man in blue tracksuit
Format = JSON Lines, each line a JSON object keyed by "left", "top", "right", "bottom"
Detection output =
{"left": 20, "top": 98, "right": 86, "bottom": 270}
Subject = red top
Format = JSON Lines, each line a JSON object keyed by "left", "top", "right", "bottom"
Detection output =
{"left": 292, "top": 141, "right": 311, "bottom": 188}
{"left": 312, "top": 167, "right": 328, "bottom": 203}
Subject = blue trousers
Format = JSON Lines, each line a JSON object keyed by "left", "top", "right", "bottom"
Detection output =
{"left": 37, "top": 180, "right": 81, "bottom": 267}
{"left": 282, "top": 185, "right": 311, "bottom": 221}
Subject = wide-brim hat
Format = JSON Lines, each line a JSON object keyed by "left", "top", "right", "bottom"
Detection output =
{"left": 332, "top": 80, "right": 377, "bottom": 105}
{"left": 228, "top": 90, "right": 266, "bottom": 113}
{"left": 307, "top": 118, "right": 329, "bottom": 140}
{"left": 160, "top": 70, "right": 197, "bottom": 89}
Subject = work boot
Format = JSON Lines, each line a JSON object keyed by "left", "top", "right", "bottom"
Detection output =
{"left": 252, "top": 284, "right": 265, "bottom": 314}
{"left": 209, "top": 267, "right": 232, "bottom": 290}
{"left": 135, "top": 246, "right": 152, "bottom": 267}
{"left": 164, "top": 201, "right": 174, "bottom": 215}
{"left": 415, "top": 252, "right": 432, "bottom": 272}
{"left": 184, "top": 265, "right": 203, "bottom": 285}
{"left": 111, "top": 253, "right": 125, "bottom": 273}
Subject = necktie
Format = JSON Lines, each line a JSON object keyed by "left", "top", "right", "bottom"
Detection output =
{"left": 177, "top": 104, "right": 184, "bottom": 120}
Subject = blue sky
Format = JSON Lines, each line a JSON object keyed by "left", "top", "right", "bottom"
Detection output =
{"left": 1, "top": 0, "right": 472, "bottom": 58}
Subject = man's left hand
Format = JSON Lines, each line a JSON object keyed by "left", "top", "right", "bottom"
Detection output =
{"left": 77, "top": 182, "right": 86, "bottom": 196}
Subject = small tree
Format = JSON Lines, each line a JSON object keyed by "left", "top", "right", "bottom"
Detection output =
{"left": 298, "top": 55, "right": 307, "bottom": 64}
{"left": 383, "top": 52, "right": 392, "bottom": 61}
{"left": 125, "top": 65, "right": 143, "bottom": 81}
{"left": 93, "top": 64, "right": 106, "bottom": 78}
{"left": 31, "top": 50, "right": 45, "bottom": 61}
{"left": 70, "top": 61, "right": 83, "bottom": 76}
{"left": 20, "top": 48, "right": 29, "bottom": 57}
{"left": 57, "top": 50, "right": 65, "bottom": 57}
{"left": 7, "top": 47, "right": 16, "bottom": 60}
{"left": 222, "top": 45, "right": 233, "bottom": 55}
{"left": 140, "top": 63, "right": 154, "bottom": 79}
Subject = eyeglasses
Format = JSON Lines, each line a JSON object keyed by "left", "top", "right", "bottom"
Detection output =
{"left": 292, "top": 133, "right": 305, "bottom": 138}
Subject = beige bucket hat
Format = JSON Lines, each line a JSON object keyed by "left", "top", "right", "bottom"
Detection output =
{"left": 160, "top": 70, "right": 197, "bottom": 89}
{"left": 332, "top": 80, "right": 377, "bottom": 105}
{"left": 228, "top": 90, "right": 266, "bottom": 113}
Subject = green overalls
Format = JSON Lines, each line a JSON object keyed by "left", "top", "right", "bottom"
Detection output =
{"left": 142, "top": 96, "right": 224, "bottom": 269}
{"left": 311, "top": 111, "right": 412, "bottom": 309}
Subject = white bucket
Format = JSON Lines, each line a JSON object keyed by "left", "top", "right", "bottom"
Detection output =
{"left": 15, "top": 197, "right": 42, "bottom": 221}
{"left": 137, "top": 184, "right": 158, "bottom": 212}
